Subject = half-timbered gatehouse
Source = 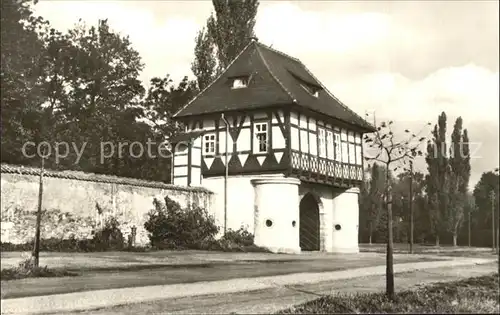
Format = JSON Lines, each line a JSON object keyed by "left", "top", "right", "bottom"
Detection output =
{"left": 171, "top": 37, "right": 375, "bottom": 253}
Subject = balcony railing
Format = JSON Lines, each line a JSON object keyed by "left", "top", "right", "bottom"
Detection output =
{"left": 290, "top": 150, "right": 363, "bottom": 186}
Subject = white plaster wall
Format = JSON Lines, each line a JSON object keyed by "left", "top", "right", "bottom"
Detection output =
{"left": 272, "top": 125, "right": 286, "bottom": 149}
{"left": 252, "top": 177, "right": 301, "bottom": 253}
{"left": 331, "top": 187, "right": 360, "bottom": 253}
{"left": 291, "top": 126, "right": 300, "bottom": 150}
{"left": 201, "top": 174, "right": 285, "bottom": 237}
{"left": 199, "top": 112, "right": 287, "bottom": 158}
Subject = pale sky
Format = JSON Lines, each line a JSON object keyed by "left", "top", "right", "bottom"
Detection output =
{"left": 32, "top": 0, "right": 499, "bottom": 189}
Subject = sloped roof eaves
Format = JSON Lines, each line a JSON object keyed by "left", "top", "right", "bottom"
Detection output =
{"left": 169, "top": 130, "right": 204, "bottom": 143}
{"left": 174, "top": 43, "right": 293, "bottom": 118}
{"left": 0, "top": 164, "right": 213, "bottom": 193}
{"left": 257, "top": 45, "right": 375, "bottom": 132}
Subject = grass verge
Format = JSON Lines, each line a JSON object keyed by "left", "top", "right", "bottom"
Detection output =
{"left": 0, "top": 258, "right": 78, "bottom": 281}
{"left": 1, "top": 266, "right": 78, "bottom": 281}
{"left": 279, "top": 273, "right": 499, "bottom": 314}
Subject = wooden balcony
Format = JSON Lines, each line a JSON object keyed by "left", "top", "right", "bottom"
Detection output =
{"left": 290, "top": 150, "right": 363, "bottom": 188}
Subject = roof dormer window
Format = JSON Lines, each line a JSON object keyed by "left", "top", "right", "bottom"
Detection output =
{"left": 232, "top": 77, "right": 248, "bottom": 89}
{"left": 301, "top": 83, "right": 320, "bottom": 98}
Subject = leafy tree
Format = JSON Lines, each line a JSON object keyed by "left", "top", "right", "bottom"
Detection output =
{"left": 364, "top": 118, "right": 430, "bottom": 300}
{"left": 360, "top": 164, "right": 390, "bottom": 244}
{"left": 144, "top": 75, "right": 197, "bottom": 138}
{"left": 391, "top": 170, "right": 427, "bottom": 245}
{"left": 425, "top": 112, "right": 449, "bottom": 246}
{"left": 472, "top": 171, "right": 499, "bottom": 247}
{"left": 191, "top": 0, "right": 259, "bottom": 89}
{"left": 447, "top": 117, "right": 471, "bottom": 246}
{"left": 52, "top": 19, "right": 146, "bottom": 175}
{"left": 191, "top": 27, "right": 216, "bottom": 91}
{"left": 1, "top": 0, "right": 47, "bottom": 165}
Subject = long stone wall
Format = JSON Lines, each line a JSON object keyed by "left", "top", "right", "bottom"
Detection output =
{"left": 0, "top": 164, "right": 214, "bottom": 246}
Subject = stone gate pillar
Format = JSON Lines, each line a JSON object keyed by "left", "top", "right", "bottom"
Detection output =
{"left": 251, "top": 177, "right": 301, "bottom": 254}
{"left": 331, "top": 187, "right": 360, "bottom": 253}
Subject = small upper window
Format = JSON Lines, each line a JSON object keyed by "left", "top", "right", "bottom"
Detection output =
{"left": 333, "top": 132, "right": 341, "bottom": 162}
{"left": 301, "top": 83, "right": 320, "bottom": 97}
{"left": 254, "top": 122, "right": 268, "bottom": 153}
{"left": 318, "top": 127, "right": 326, "bottom": 158}
{"left": 232, "top": 77, "right": 248, "bottom": 89}
{"left": 203, "top": 133, "right": 216, "bottom": 155}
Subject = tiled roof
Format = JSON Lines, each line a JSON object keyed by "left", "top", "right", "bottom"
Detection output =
{"left": 174, "top": 40, "right": 375, "bottom": 132}
{"left": 0, "top": 164, "right": 213, "bottom": 193}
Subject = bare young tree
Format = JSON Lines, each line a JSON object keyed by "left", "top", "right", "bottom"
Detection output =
{"left": 364, "top": 118, "right": 430, "bottom": 300}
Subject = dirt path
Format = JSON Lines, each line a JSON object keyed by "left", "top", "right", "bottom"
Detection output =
{"left": 67, "top": 263, "right": 498, "bottom": 315}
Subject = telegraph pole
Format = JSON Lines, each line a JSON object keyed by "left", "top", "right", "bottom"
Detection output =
{"left": 409, "top": 160, "right": 414, "bottom": 254}
{"left": 33, "top": 155, "right": 45, "bottom": 268}
{"left": 468, "top": 206, "right": 471, "bottom": 247}
{"left": 491, "top": 190, "right": 495, "bottom": 252}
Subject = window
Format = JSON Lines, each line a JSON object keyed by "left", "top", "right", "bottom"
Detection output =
{"left": 318, "top": 127, "right": 326, "bottom": 158}
{"left": 326, "top": 130, "right": 334, "bottom": 160}
{"left": 232, "top": 77, "right": 248, "bottom": 89}
{"left": 254, "top": 122, "right": 268, "bottom": 153}
{"left": 203, "top": 133, "right": 216, "bottom": 155}
{"left": 333, "top": 132, "right": 341, "bottom": 162}
{"left": 355, "top": 144, "right": 362, "bottom": 165}
{"left": 300, "top": 83, "right": 320, "bottom": 97}
{"left": 349, "top": 143, "right": 356, "bottom": 164}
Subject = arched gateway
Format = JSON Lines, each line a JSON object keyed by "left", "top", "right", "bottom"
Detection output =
{"left": 299, "top": 193, "right": 321, "bottom": 251}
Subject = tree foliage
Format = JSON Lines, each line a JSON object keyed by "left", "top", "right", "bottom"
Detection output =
{"left": 425, "top": 112, "right": 448, "bottom": 245}
{"left": 1, "top": 0, "right": 47, "bottom": 165}
{"left": 1, "top": 3, "right": 194, "bottom": 183}
{"left": 359, "top": 164, "right": 391, "bottom": 243}
{"left": 425, "top": 113, "right": 472, "bottom": 246}
{"left": 446, "top": 117, "right": 471, "bottom": 245}
{"left": 191, "top": 0, "right": 259, "bottom": 89}
{"left": 471, "top": 171, "right": 499, "bottom": 247}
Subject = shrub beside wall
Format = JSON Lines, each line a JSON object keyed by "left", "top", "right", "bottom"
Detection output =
{"left": 144, "top": 196, "right": 268, "bottom": 252}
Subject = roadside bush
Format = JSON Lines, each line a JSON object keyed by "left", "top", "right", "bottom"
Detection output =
{"left": 0, "top": 256, "right": 77, "bottom": 281}
{"left": 144, "top": 196, "right": 219, "bottom": 249}
{"left": 221, "top": 227, "right": 254, "bottom": 246}
{"left": 92, "top": 217, "right": 124, "bottom": 251}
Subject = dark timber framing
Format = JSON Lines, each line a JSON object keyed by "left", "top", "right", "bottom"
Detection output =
{"left": 177, "top": 106, "right": 365, "bottom": 188}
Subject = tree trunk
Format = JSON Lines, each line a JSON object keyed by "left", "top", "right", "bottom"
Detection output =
{"left": 452, "top": 233, "right": 457, "bottom": 247}
{"left": 435, "top": 235, "right": 440, "bottom": 247}
{"left": 386, "top": 185, "right": 395, "bottom": 301}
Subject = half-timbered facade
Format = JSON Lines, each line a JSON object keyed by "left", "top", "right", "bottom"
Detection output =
{"left": 171, "top": 38, "right": 375, "bottom": 254}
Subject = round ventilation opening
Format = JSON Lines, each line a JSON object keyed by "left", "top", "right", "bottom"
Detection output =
{"left": 266, "top": 219, "right": 273, "bottom": 227}
{"left": 292, "top": 220, "right": 296, "bottom": 227}
{"left": 335, "top": 224, "right": 341, "bottom": 231}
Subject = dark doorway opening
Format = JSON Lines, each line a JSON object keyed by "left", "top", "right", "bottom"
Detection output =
{"left": 299, "top": 193, "right": 320, "bottom": 251}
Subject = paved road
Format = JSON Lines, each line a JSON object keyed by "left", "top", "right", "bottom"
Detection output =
{"left": 1, "top": 257, "right": 495, "bottom": 315}
{"left": 2, "top": 252, "right": 434, "bottom": 299}
{"left": 62, "top": 263, "right": 499, "bottom": 315}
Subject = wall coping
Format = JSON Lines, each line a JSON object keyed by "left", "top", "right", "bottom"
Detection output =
{"left": 251, "top": 177, "right": 301, "bottom": 186}
{"left": 1, "top": 163, "right": 213, "bottom": 194}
